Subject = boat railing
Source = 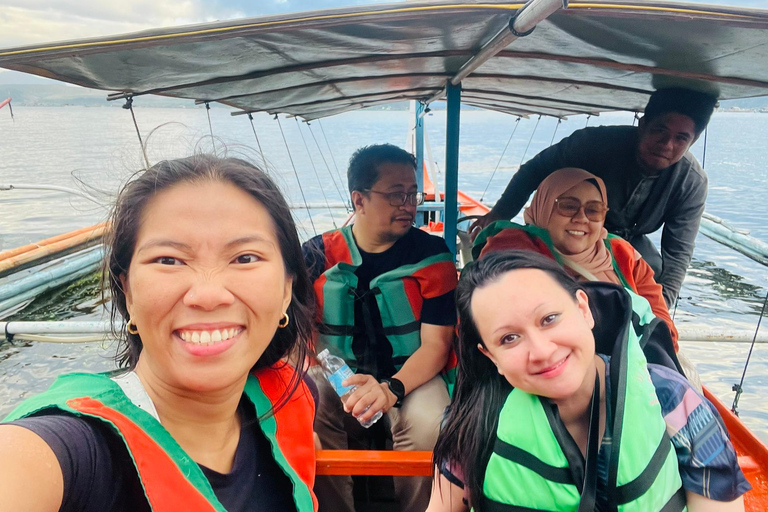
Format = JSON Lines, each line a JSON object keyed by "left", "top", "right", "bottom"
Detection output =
{"left": 315, "top": 450, "right": 432, "bottom": 477}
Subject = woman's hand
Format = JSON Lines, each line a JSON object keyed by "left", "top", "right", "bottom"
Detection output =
{"left": 685, "top": 491, "right": 745, "bottom": 512}
{"left": 342, "top": 374, "right": 396, "bottom": 422}
{"left": 469, "top": 211, "right": 502, "bottom": 242}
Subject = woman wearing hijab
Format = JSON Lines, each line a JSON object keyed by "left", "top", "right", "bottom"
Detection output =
{"left": 473, "top": 167, "right": 678, "bottom": 348}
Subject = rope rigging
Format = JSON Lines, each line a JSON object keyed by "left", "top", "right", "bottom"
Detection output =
{"left": 480, "top": 117, "right": 521, "bottom": 202}
{"left": 122, "top": 97, "right": 151, "bottom": 169}
{"left": 732, "top": 288, "right": 768, "bottom": 416}
{"left": 275, "top": 115, "right": 317, "bottom": 236}
{"left": 549, "top": 118, "right": 563, "bottom": 146}
{"left": 295, "top": 118, "right": 337, "bottom": 228}
{"left": 317, "top": 119, "right": 348, "bottom": 199}
{"left": 247, "top": 113, "right": 268, "bottom": 174}
{"left": 205, "top": 102, "right": 217, "bottom": 155}
{"left": 702, "top": 127, "right": 708, "bottom": 169}
{"left": 307, "top": 122, "right": 350, "bottom": 209}
{"left": 584, "top": 114, "right": 591, "bottom": 128}
{"left": 517, "top": 115, "right": 542, "bottom": 170}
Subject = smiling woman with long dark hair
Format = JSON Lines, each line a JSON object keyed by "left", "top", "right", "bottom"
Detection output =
{"left": 427, "top": 251, "right": 748, "bottom": 512}
{"left": 0, "top": 154, "right": 318, "bottom": 512}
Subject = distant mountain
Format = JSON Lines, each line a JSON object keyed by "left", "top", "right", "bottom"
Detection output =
{"left": 0, "top": 83, "right": 194, "bottom": 108}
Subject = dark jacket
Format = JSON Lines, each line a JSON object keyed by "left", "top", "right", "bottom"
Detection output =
{"left": 492, "top": 125, "right": 707, "bottom": 305}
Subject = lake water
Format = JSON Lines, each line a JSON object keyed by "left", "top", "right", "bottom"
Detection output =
{"left": 2, "top": 106, "right": 768, "bottom": 441}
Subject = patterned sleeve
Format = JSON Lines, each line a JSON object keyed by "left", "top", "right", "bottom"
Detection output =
{"left": 648, "top": 364, "right": 752, "bottom": 501}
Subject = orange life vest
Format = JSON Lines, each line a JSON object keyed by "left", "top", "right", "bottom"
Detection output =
{"left": 3, "top": 365, "right": 317, "bottom": 512}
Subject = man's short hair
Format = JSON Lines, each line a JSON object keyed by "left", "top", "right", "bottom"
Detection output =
{"left": 644, "top": 88, "right": 719, "bottom": 134}
{"left": 347, "top": 144, "right": 417, "bottom": 193}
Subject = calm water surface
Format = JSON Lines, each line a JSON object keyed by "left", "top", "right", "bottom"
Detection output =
{"left": 2, "top": 107, "right": 768, "bottom": 441}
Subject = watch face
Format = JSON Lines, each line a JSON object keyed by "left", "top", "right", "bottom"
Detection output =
{"left": 387, "top": 378, "right": 405, "bottom": 399}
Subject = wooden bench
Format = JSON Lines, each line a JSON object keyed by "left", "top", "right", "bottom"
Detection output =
{"left": 316, "top": 450, "right": 433, "bottom": 476}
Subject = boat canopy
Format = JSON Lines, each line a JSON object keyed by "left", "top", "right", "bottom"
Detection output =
{"left": 1, "top": 0, "right": 768, "bottom": 120}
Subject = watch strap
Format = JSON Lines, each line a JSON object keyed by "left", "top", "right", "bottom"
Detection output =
{"left": 381, "top": 377, "right": 405, "bottom": 408}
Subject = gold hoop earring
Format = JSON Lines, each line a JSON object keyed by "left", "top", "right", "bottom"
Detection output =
{"left": 278, "top": 313, "right": 290, "bottom": 329}
{"left": 127, "top": 320, "right": 139, "bottom": 335}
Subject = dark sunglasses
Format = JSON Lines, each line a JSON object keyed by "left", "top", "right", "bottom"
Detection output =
{"left": 553, "top": 197, "right": 609, "bottom": 222}
{"left": 366, "top": 190, "right": 426, "bottom": 206}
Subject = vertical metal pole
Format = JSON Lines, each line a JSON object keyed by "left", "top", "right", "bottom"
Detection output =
{"left": 415, "top": 102, "right": 425, "bottom": 227}
{"left": 444, "top": 82, "right": 461, "bottom": 257}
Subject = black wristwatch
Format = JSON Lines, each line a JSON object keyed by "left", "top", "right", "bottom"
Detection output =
{"left": 381, "top": 377, "right": 406, "bottom": 408}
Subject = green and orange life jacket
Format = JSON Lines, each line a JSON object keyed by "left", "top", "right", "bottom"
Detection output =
{"left": 480, "top": 285, "right": 685, "bottom": 512}
{"left": 313, "top": 226, "right": 458, "bottom": 391}
{"left": 3, "top": 365, "right": 317, "bottom": 512}
{"left": 473, "top": 221, "right": 639, "bottom": 292}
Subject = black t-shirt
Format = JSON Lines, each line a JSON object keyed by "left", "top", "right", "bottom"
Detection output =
{"left": 303, "top": 227, "right": 457, "bottom": 380}
{"left": 10, "top": 399, "right": 297, "bottom": 512}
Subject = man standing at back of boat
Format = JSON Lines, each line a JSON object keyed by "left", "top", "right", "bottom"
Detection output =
{"left": 303, "top": 144, "right": 457, "bottom": 512}
{"left": 471, "top": 87, "right": 718, "bottom": 307}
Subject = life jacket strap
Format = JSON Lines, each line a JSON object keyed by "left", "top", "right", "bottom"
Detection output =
{"left": 577, "top": 372, "right": 601, "bottom": 512}
{"left": 484, "top": 499, "right": 554, "bottom": 511}
{"left": 492, "top": 438, "right": 575, "bottom": 485}
{"left": 614, "top": 431, "right": 673, "bottom": 504}
{"left": 660, "top": 487, "right": 687, "bottom": 512}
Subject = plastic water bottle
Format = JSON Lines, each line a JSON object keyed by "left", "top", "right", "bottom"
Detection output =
{"left": 317, "top": 349, "right": 383, "bottom": 428}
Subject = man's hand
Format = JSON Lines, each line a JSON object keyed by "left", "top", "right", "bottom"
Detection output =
{"left": 342, "top": 374, "right": 397, "bottom": 422}
{"left": 469, "top": 211, "right": 503, "bottom": 242}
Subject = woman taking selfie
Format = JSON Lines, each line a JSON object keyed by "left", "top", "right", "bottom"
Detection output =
{"left": 0, "top": 155, "right": 318, "bottom": 512}
{"left": 428, "top": 251, "right": 748, "bottom": 512}
{"left": 473, "top": 167, "right": 679, "bottom": 348}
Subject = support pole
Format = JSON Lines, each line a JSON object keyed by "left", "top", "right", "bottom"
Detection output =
{"left": 415, "top": 103, "right": 425, "bottom": 192}
{"left": 415, "top": 102, "right": 425, "bottom": 227}
{"left": 444, "top": 83, "right": 461, "bottom": 257}
{"left": 426, "top": 0, "right": 566, "bottom": 105}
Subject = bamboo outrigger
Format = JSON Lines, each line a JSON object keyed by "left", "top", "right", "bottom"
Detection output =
{"left": 2, "top": 0, "right": 768, "bottom": 508}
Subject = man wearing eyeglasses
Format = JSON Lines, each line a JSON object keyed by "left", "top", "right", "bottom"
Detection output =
{"left": 303, "top": 144, "right": 457, "bottom": 512}
{"left": 470, "top": 88, "right": 718, "bottom": 307}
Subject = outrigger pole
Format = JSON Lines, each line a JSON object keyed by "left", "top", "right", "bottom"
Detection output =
{"left": 426, "top": 0, "right": 567, "bottom": 256}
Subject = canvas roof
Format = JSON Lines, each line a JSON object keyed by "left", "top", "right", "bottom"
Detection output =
{"left": 1, "top": 0, "right": 768, "bottom": 120}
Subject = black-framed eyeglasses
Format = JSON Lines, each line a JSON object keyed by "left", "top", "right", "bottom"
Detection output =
{"left": 554, "top": 197, "right": 609, "bottom": 222}
{"left": 366, "top": 189, "right": 426, "bottom": 206}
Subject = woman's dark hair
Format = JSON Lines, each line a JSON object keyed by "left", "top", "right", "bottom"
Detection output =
{"left": 433, "top": 250, "right": 584, "bottom": 511}
{"left": 102, "top": 154, "right": 315, "bottom": 416}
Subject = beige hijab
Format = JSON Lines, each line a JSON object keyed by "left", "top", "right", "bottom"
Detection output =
{"left": 523, "top": 168, "right": 619, "bottom": 284}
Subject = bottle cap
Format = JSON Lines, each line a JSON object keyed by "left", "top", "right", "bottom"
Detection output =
{"left": 318, "top": 348, "right": 330, "bottom": 360}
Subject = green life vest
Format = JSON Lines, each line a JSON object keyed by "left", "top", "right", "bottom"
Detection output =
{"left": 480, "top": 287, "right": 686, "bottom": 512}
{"left": 472, "top": 220, "right": 636, "bottom": 290}
{"left": 3, "top": 369, "right": 316, "bottom": 512}
{"left": 313, "top": 226, "right": 457, "bottom": 384}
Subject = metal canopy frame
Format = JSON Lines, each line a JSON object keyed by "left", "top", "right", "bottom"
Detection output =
{"left": 3, "top": 0, "right": 768, "bottom": 253}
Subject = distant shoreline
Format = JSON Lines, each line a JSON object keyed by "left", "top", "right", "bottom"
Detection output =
{"left": 1, "top": 83, "right": 766, "bottom": 112}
